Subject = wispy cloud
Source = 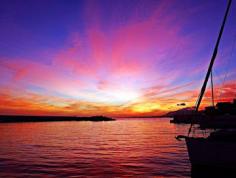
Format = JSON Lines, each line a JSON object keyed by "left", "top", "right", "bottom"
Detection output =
{"left": 0, "top": 0, "right": 235, "bottom": 116}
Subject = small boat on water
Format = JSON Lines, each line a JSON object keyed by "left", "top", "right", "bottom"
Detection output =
{"left": 177, "top": 0, "right": 236, "bottom": 169}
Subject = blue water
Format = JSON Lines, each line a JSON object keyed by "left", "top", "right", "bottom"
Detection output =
{"left": 0, "top": 118, "right": 191, "bottom": 177}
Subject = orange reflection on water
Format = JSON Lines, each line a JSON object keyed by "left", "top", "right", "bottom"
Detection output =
{"left": 0, "top": 118, "right": 190, "bottom": 177}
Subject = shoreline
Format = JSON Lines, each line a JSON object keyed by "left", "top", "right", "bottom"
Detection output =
{"left": 0, "top": 115, "right": 115, "bottom": 123}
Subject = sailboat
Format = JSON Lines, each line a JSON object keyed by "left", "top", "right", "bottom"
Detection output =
{"left": 177, "top": 0, "right": 236, "bottom": 168}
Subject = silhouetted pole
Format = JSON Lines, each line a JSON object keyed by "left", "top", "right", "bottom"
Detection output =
{"left": 211, "top": 71, "right": 214, "bottom": 107}
{"left": 188, "top": 0, "right": 232, "bottom": 136}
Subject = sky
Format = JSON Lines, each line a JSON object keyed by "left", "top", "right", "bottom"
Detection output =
{"left": 0, "top": 0, "right": 236, "bottom": 117}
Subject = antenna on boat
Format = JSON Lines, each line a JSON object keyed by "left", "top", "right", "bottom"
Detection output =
{"left": 210, "top": 71, "right": 214, "bottom": 107}
{"left": 188, "top": 0, "right": 232, "bottom": 136}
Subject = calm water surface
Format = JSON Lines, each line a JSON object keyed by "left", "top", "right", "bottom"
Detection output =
{"left": 0, "top": 118, "right": 191, "bottom": 177}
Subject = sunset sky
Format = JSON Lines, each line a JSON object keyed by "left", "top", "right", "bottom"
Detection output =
{"left": 0, "top": 0, "right": 236, "bottom": 117}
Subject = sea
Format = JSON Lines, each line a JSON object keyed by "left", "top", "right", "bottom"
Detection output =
{"left": 0, "top": 118, "right": 203, "bottom": 178}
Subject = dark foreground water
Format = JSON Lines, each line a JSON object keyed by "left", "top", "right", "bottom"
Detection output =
{"left": 0, "top": 118, "right": 191, "bottom": 178}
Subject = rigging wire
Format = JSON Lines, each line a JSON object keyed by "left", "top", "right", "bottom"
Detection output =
{"left": 217, "top": 31, "right": 236, "bottom": 101}
{"left": 210, "top": 70, "right": 214, "bottom": 107}
{"left": 187, "top": 0, "right": 232, "bottom": 136}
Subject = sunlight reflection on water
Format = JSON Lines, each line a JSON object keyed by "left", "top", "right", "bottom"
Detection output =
{"left": 0, "top": 118, "right": 191, "bottom": 177}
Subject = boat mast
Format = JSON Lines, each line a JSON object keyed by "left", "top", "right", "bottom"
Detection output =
{"left": 188, "top": 0, "right": 232, "bottom": 135}
{"left": 210, "top": 71, "right": 214, "bottom": 107}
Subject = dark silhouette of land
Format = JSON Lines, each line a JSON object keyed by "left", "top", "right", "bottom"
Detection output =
{"left": 169, "top": 99, "right": 236, "bottom": 127}
{"left": 0, "top": 115, "right": 115, "bottom": 123}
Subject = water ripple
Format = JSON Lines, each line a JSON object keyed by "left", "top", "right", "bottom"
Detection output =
{"left": 0, "top": 118, "right": 191, "bottom": 177}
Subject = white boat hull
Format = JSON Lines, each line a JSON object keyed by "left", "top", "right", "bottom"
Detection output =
{"left": 186, "top": 137, "right": 236, "bottom": 168}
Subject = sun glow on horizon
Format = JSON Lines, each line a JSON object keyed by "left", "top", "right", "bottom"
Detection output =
{"left": 132, "top": 103, "right": 161, "bottom": 113}
{"left": 0, "top": 0, "right": 236, "bottom": 117}
{"left": 104, "top": 89, "right": 140, "bottom": 104}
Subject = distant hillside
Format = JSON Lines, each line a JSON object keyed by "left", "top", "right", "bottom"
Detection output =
{"left": 163, "top": 107, "right": 196, "bottom": 117}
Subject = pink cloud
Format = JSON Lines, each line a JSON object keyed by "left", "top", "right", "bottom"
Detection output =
{"left": 1, "top": 0, "right": 235, "bottom": 117}
{"left": 0, "top": 58, "right": 86, "bottom": 97}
